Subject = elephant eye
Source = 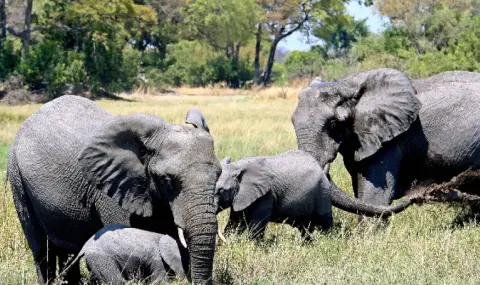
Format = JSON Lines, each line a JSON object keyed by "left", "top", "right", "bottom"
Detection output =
{"left": 326, "top": 118, "right": 345, "bottom": 140}
{"left": 325, "top": 118, "right": 337, "bottom": 130}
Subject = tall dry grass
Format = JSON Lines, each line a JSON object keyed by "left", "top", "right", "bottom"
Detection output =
{"left": 123, "top": 78, "right": 311, "bottom": 100}
{"left": 0, "top": 94, "right": 479, "bottom": 284}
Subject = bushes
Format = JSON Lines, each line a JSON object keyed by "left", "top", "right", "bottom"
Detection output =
{"left": 154, "top": 40, "right": 255, "bottom": 88}
{"left": 13, "top": 40, "right": 143, "bottom": 98}
{"left": 0, "top": 39, "right": 21, "bottom": 80}
{"left": 284, "top": 50, "right": 324, "bottom": 80}
{"left": 18, "top": 41, "right": 64, "bottom": 91}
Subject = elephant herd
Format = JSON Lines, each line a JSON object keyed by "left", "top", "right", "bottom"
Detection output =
{"left": 6, "top": 68, "right": 480, "bottom": 284}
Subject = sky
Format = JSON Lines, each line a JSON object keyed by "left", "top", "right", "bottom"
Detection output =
{"left": 277, "top": 2, "right": 388, "bottom": 51}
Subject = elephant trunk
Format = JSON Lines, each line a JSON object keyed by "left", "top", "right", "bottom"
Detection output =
{"left": 296, "top": 130, "right": 412, "bottom": 217}
{"left": 331, "top": 183, "right": 412, "bottom": 217}
{"left": 181, "top": 173, "right": 218, "bottom": 284}
{"left": 295, "top": 129, "right": 331, "bottom": 169}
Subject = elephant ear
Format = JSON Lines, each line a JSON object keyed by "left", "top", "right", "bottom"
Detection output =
{"left": 78, "top": 114, "right": 166, "bottom": 217}
{"left": 232, "top": 158, "right": 270, "bottom": 212}
{"left": 342, "top": 68, "right": 421, "bottom": 161}
{"left": 185, "top": 108, "right": 210, "bottom": 133}
{"left": 159, "top": 235, "right": 187, "bottom": 277}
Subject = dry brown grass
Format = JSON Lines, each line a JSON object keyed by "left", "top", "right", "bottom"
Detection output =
{"left": 121, "top": 78, "right": 311, "bottom": 100}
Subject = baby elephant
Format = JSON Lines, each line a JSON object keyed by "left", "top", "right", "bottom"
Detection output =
{"left": 59, "top": 224, "right": 189, "bottom": 284}
{"left": 215, "top": 150, "right": 334, "bottom": 241}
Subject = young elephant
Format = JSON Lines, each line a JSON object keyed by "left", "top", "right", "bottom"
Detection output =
{"left": 214, "top": 150, "right": 412, "bottom": 241}
{"left": 59, "top": 224, "right": 189, "bottom": 284}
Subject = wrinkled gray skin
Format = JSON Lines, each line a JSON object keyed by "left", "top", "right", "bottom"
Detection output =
{"left": 292, "top": 68, "right": 480, "bottom": 210}
{"left": 7, "top": 95, "right": 220, "bottom": 284}
{"left": 60, "top": 224, "right": 188, "bottom": 284}
{"left": 215, "top": 150, "right": 413, "bottom": 240}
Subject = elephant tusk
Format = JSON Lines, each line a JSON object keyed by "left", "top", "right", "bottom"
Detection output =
{"left": 217, "top": 228, "right": 228, "bottom": 244}
{"left": 178, "top": 228, "right": 188, "bottom": 249}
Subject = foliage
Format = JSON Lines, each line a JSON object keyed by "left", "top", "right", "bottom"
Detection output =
{"left": 0, "top": 0, "right": 479, "bottom": 100}
{"left": 183, "top": 0, "right": 262, "bottom": 87}
{"left": 311, "top": 1, "right": 366, "bottom": 57}
{"left": 284, "top": 50, "right": 324, "bottom": 79}
{"left": 18, "top": 41, "right": 65, "bottom": 90}
{"left": 184, "top": 0, "right": 262, "bottom": 52}
{"left": 161, "top": 40, "right": 255, "bottom": 87}
{"left": 0, "top": 39, "right": 20, "bottom": 80}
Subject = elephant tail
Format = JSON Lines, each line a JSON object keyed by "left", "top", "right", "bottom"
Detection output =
{"left": 55, "top": 250, "right": 85, "bottom": 282}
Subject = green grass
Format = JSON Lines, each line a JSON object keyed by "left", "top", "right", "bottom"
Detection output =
{"left": 1, "top": 95, "right": 480, "bottom": 284}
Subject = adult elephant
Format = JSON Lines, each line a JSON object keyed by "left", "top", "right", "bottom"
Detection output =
{"left": 292, "top": 68, "right": 480, "bottom": 208}
{"left": 7, "top": 95, "right": 221, "bottom": 284}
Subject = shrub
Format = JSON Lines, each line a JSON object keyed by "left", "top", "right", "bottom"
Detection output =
{"left": 0, "top": 39, "right": 21, "bottom": 80}
{"left": 284, "top": 50, "right": 324, "bottom": 80}
{"left": 18, "top": 41, "right": 64, "bottom": 90}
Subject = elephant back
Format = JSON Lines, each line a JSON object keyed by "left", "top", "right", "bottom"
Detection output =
{"left": 11, "top": 95, "right": 115, "bottom": 249}
{"left": 413, "top": 71, "right": 480, "bottom": 94}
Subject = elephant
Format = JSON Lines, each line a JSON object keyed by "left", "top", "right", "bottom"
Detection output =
{"left": 292, "top": 68, "right": 480, "bottom": 211}
{"left": 412, "top": 70, "right": 480, "bottom": 94}
{"left": 214, "top": 150, "right": 413, "bottom": 241}
{"left": 57, "top": 224, "right": 189, "bottom": 284}
{"left": 7, "top": 95, "right": 221, "bottom": 284}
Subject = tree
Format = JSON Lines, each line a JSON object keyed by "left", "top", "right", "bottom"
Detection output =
{"left": 254, "top": 23, "right": 262, "bottom": 84}
{"left": 259, "top": 0, "right": 312, "bottom": 86}
{"left": 0, "top": 0, "right": 6, "bottom": 41}
{"left": 258, "top": 0, "right": 349, "bottom": 86}
{"left": 134, "top": 0, "right": 187, "bottom": 58}
{"left": 375, "top": 0, "right": 478, "bottom": 53}
{"left": 5, "top": 0, "right": 33, "bottom": 55}
{"left": 184, "top": 0, "right": 263, "bottom": 87}
{"left": 313, "top": 16, "right": 369, "bottom": 58}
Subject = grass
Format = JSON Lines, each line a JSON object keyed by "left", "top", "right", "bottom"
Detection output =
{"left": 1, "top": 94, "right": 480, "bottom": 284}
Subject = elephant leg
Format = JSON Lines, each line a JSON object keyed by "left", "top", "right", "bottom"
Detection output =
{"left": 313, "top": 213, "right": 333, "bottom": 234}
{"left": 11, "top": 186, "right": 56, "bottom": 284}
{"left": 58, "top": 250, "right": 81, "bottom": 285}
{"left": 224, "top": 210, "right": 247, "bottom": 234}
{"left": 85, "top": 254, "right": 126, "bottom": 285}
{"left": 150, "top": 266, "right": 168, "bottom": 284}
{"left": 245, "top": 193, "right": 273, "bottom": 241}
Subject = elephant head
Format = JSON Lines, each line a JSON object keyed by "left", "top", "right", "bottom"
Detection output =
{"left": 78, "top": 109, "right": 219, "bottom": 284}
{"left": 292, "top": 68, "right": 420, "bottom": 214}
{"left": 214, "top": 157, "right": 269, "bottom": 214}
{"left": 292, "top": 68, "right": 421, "bottom": 167}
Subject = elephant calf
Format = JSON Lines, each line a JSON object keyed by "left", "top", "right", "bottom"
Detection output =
{"left": 215, "top": 150, "right": 413, "bottom": 241}
{"left": 59, "top": 224, "right": 189, "bottom": 284}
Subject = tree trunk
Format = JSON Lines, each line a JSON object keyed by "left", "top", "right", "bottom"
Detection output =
{"left": 232, "top": 42, "right": 241, "bottom": 88}
{"left": 226, "top": 43, "right": 234, "bottom": 59}
{"left": 0, "top": 0, "right": 6, "bottom": 42}
{"left": 22, "top": 0, "right": 33, "bottom": 56}
{"left": 263, "top": 37, "right": 279, "bottom": 86}
{"left": 254, "top": 24, "right": 262, "bottom": 85}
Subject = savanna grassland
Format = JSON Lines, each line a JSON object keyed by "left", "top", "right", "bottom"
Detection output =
{"left": 1, "top": 95, "right": 480, "bottom": 285}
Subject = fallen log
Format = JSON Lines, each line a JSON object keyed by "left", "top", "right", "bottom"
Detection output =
{"left": 406, "top": 169, "right": 480, "bottom": 205}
